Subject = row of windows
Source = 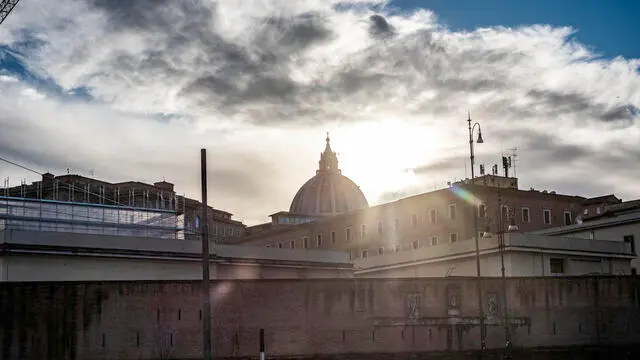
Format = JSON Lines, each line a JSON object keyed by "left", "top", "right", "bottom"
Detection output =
{"left": 265, "top": 205, "right": 576, "bottom": 249}
{"left": 355, "top": 232, "right": 461, "bottom": 259}
{"left": 481, "top": 205, "right": 573, "bottom": 226}
{"left": 269, "top": 231, "right": 463, "bottom": 253}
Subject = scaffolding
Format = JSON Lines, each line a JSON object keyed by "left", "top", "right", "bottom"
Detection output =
{"left": 0, "top": 196, "right": 184, "bottom": 239}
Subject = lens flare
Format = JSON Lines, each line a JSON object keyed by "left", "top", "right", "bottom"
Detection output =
{"left": 448, "top": 184, "right": 482, "bottom": 206}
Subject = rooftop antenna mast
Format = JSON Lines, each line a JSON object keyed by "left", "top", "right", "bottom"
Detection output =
{"left": 508, "top": 147, "right": 518, "bottom": 177}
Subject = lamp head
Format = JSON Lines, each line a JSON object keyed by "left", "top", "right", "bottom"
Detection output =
{"left": 476, "top": 129, "right": 484, "bottom": 144}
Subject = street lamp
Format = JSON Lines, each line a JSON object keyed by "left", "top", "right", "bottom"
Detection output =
{"left": 467, "top": 111, "right": 486, "bottom": 351}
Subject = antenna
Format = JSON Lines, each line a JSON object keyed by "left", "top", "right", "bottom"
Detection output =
{"left": 508, "top": 147, "right": 519, "bottom": 177}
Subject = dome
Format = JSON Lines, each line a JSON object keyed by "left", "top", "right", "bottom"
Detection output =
{"left": 289, "top": 133, "right": 369, "bottom": 216}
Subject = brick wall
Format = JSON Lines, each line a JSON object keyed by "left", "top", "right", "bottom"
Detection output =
{"left": 2, "top": 276, "right": 640, "bottom": 359}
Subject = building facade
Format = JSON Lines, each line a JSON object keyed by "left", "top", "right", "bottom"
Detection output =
{"left": 1, "top": 172, "right": 246, "bottom": 242}
{"left": 233, "top": 137, "right": 624, "bottom": 276}
{"left": 534, "top": 199, "right": 640, "bottom": 273}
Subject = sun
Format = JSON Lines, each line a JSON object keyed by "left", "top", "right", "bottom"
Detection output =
{"left": 335, "top": 119, "right": 446, "bottom": 203}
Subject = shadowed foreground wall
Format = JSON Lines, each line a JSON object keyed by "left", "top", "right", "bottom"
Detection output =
{"left": 2, "top": 277, "right": 640, "bottom": 359}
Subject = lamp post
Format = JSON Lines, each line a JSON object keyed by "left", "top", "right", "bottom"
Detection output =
{"left": 467, "top": 111, "right": 485, "bottom": 351}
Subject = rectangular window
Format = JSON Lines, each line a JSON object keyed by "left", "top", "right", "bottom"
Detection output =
{"left": 502, "top": 205, "right": 509, "bottom": 220}
{"left": 478, "top": 204, "right": 486, "bottom": 218}
{"left": 316, "top": 234, "right": 322, "bottom": 248}
{"left": 345, "top": 228, "right": 351, "bottom": 242}
{"left": 550, "top": 258, "right": 565, "bottom": 274}
{"left": 449, "top": 233, "right": 458, "bottom": 243}
{"left": 448, "top": 204, "right": 457, "bottom": 219}
{"left": 290, "top": 240, "right": 295, "bottom": 249}
{"left": 564, "top": 211, "right": 572, "bottom": 226}
{"left": 303, "top": 237, "right": 309, "bottom": 249}
{"left": 624, "top": 235, "right": 635, "bottom": 254}
{"left": 394, "top": 218, "right": 400, "bottom": 232}
{"left": 431, "top": 236, "right": 438, "bottom": 246}
{"left": 394, "top": 245, "right": 401, "bottom": 252}
{"left": 377, "top": 221, "right": 383, "bottom": 234}
{"left": 361, "top": 249, "right": 368, "bottom": 259}
{"left": 377, "top": 247, "right": 384, "bottom": 255}
{"left": 331, "top": 231, "right": 336, "bottom": 244}
{"left": 522, "top": 207, "right": 530, "bottom": 223}
{"left": 361, "top": 224, "right": 367, "bottom": 238}
{"left": 430, "top": 209, "right": 437, "bottom": 224}
{"left": 412, "top": 240, "right": 419, "bottom": 249}
{"left": 596, "top": 207, "right": 601, "bottom": 214}
{"left": 411, "top": 214, "right": 418, "bottom": 228}
{"left": 543, "top": 209, "right": 552, "bottom": 225}
{"left": 277, "top": 242, "right": 283, "bottom": 249}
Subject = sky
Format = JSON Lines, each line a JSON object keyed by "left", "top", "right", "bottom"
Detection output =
{"left": 0, "top": 0, "right": 639, "bottom": 225}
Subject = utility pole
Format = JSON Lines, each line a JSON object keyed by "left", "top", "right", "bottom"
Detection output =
{"left": 201, "top": 149, "right": 213, "bottom": 360}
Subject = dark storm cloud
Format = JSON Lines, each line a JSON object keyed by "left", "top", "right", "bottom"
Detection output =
{"left": 369, "top": 14, "right": 395, "bottom": 38}
{"left": 66, "top": 1, "right": 638, "bottom": 128}
{"left": 526, "top": 90, "right": 638, "bottom": 123}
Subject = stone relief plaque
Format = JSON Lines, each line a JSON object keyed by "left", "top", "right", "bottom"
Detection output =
{"left": 406, "top": 293, "right": 420, "bottom": 319}
{"left": 486, "top": 293, "right": 498, "bottom": 316}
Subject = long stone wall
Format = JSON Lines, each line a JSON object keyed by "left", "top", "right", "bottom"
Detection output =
{"left": 2, "top": 276, "right": 640, "bottom": 359}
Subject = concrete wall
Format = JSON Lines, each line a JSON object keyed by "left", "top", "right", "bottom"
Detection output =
{"left": 2, "top": 277, "right": 640, "bottom": 359}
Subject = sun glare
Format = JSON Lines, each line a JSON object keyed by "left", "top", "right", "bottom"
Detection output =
{"left": 335, "top": 119, "right": 446, "bottom": 203}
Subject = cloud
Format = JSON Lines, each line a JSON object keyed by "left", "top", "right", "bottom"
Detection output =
{"left": 0, "top": 0, "right": 639, "bottom": 224}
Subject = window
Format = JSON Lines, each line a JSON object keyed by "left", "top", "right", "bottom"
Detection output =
{"left": 543, "top": 209, "right": 552, "bottom": 225}
{"left": 277, "top": 242, "right": 283, "bottom": 249}
{"left": 303, "top": 237, "right": 309, "bottom": 249}
{"left": 583, "top": 209, "right": 589, "bottom": 215}
{"left": 412, "top": 240, "right": 419, "bottom": 249}
{"left": 448, "top": 204, "right": 457, "bottom": 220}
{"left": 361, "top": 249, "right": 368, "bottom": 259}
{"left": 522, "top": 207, "right": 530, "bottom": 223}
{"left": 624, "top": 235, "right": 636, "bottom": 254}
{"left": 394, "top": 245, "right": 401, "bottom": 252}
{"left": 361, "top": 224, "right": 367, "bottom": 238}
{"left": 345, "top": 228, "right": 351, "bottom": 242}
{"left": 430, "top": 236, "right": 438, "bottom": 246}
{"left": 411, "top": 214, "right": 418, "bottom": 228}
{"left": 430, "top": 209, "right": 437, "bottom": 223}
{"left": 377, "top": 247, "right": 384, "bottom": 255}
{"left": 290, "top": 240, "right": 295, "bottom": 249}
{"left": 501, "top": 205, "right": 509, "bottom": 220}
{"left": 564, "top": 211, "right": 572, "bottom": 226}
{"left": 449, "top": 233, "right": 458, "bottom": 243}
{"left": 377, "top": 221, "right": 383, "bottom": 234}
{"left": 550, "top": 258, "right": 565, "bottom": 274}
{"left": 331, "top": 231, "right": 336, "bottom": 244}
{"left": 596, "top": 207, "right": 601, "bottom": 214}
{"left": 394, "top": 218, "right": 400, "bottom": 232}
{"left": 316, "top": 234, "right": 322, "bottom": 248}
{"left": 478, "top": 204, "right": 486, "bottom": 218}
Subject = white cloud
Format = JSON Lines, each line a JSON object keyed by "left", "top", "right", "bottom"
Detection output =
{"left": 0, "top": 0, "right": 639, "bottom": 224}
